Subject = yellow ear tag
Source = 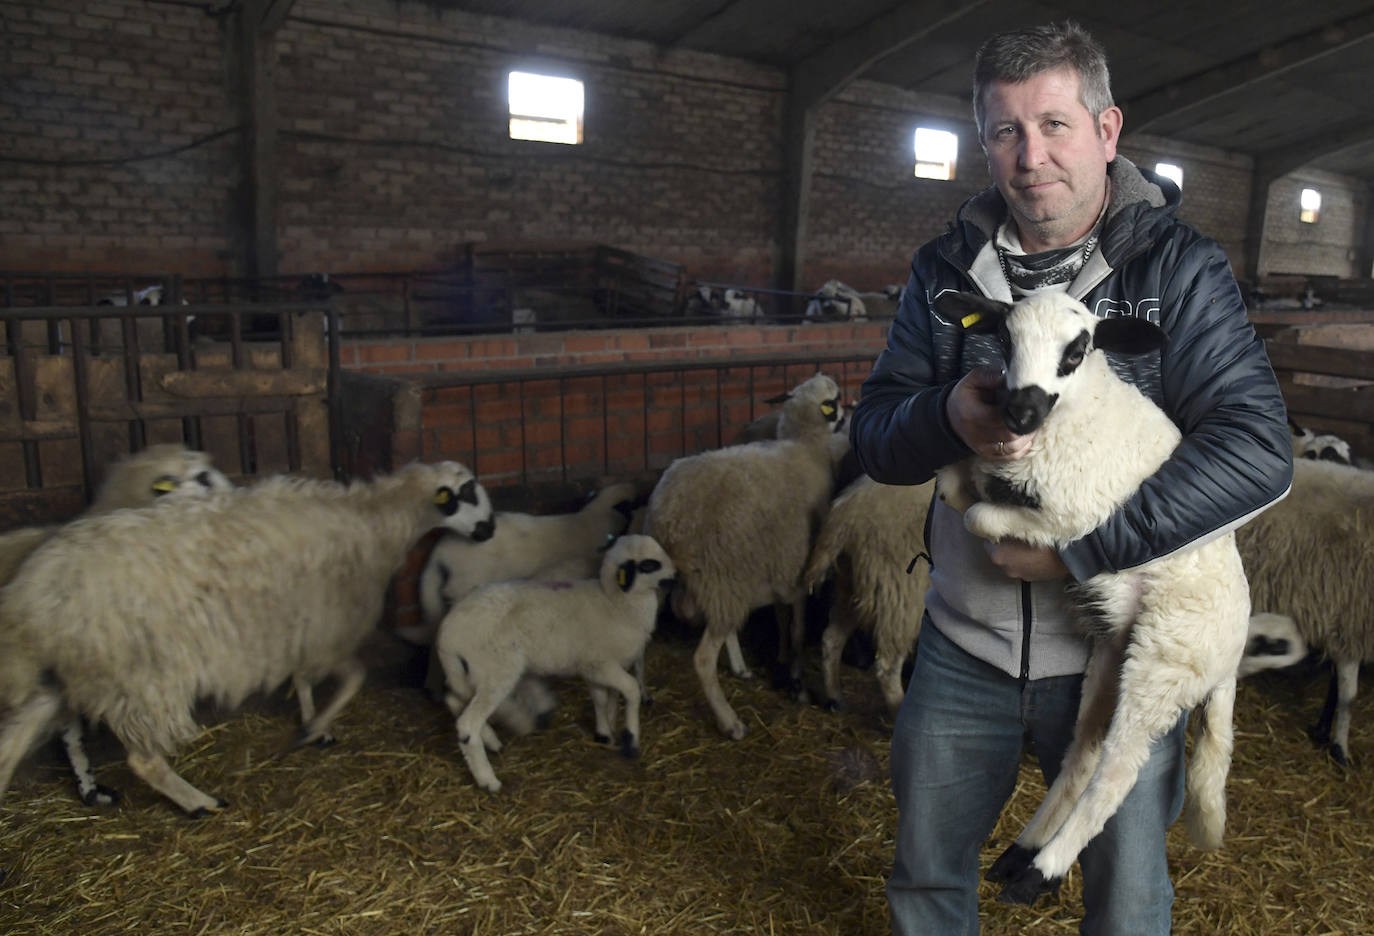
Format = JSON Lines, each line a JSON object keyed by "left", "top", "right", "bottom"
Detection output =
{"left": 617, "top": 567, "right": 628, "bottom": 588}
{"left": 151, "top": 478, "right": 178, "bottom": 493}
{"left": 960, "top": 311, "right": 983, "bottom": 329}
{"left": 434, "top": 489, "right": 452, "bottom": 506}
{"left": 820, "top": 402, "right": 836, "bottom": 416}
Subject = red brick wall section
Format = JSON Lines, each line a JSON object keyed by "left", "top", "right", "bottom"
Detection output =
{"left": 345, "top": 321, "right": 887, "bottom": 489}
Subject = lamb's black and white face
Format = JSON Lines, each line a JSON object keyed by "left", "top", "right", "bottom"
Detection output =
{"left": 602, "top": 533, "right": 677, "bottom": 595}
{"left": 432, "top": 462, "right": 496, "bottom": 542}
{"left": 998, "top": 295, "right": 1099, "bottom": 435}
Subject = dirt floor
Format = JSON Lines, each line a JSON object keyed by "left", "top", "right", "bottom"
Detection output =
{"left": 0, "top": 624, "right": 1370, "bottom": 936}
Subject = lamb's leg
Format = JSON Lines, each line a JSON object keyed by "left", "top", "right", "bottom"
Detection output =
{"left": 292, "top": 658, "right": 366, "bottom": 748}
{"left": 436, "top": 651, "right": 501, "bottom": 753}
{"left": 290, "top": 674, "right": 335, "bottom": 747}
{"left": 874, "top": 647, "right": 907, "bottom": 717}
{"left": 0, "top": 688, "right": 63, "bottom": 800}
{"left": 454, "top": 680, "right": 519, "bottom": 793}
{"left": 775, "top": 598, "right": 809, "bottom": 701}
{"left": 588, "top": 684, "right": 616, "bottom": 743}
{"left": 1316, "top": 660, "right": 1360, "bottom": 766}
{"left": 1184, "top": 677, "right": 1236, "bottom": 849}
{"left": 126, "top": 750, "right": 226, "bottom": 817}
{"left": 988, "top": 639, "right": 1121, "bottom": 885}
{"left": 695, "top": 624, "right": 747, "bottom": 739}
{"left": 586, "top": 662, "right": 643, "bottom": 757}
{"left": 60, "top": 716, "right": 119, "bottom": 807}
{"left": 963, "top": 502, "right": 1053, "bottom": 545}
{"left": 1000, "top": 652, "right": 1201, "bottom": 904}
{"left": 724, "top": 632, "right": 751, "bottom": 679}
{"left": 820, "top": 600, "right": 860, "bottom": 712}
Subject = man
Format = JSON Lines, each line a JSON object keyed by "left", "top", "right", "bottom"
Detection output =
{"left": 848, "top": 20, "right": 1292, "bottom": 936}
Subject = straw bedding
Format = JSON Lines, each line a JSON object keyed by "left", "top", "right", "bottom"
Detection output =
{"left": 0, "top": 626, "right": 1369, "bottom": 935}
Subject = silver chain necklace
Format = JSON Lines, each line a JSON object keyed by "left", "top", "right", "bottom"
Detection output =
{"left": 997, "top": 229, "right": 1101, "bottom": 289}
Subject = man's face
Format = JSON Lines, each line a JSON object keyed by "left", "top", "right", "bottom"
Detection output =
{"left": 981, "top": 66, "right": 1122, "bottom": 252}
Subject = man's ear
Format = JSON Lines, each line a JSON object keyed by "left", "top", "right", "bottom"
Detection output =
{"left": 934, "top": 291, "right": 1010, "bottom": 333}
{"left": 1093, "top": 316, "right": 1167, "bottom": 356}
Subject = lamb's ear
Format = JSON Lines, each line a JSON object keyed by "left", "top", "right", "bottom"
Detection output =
{"left": 933, "top": 291, "right": 1010, "bottom": 333}
{"left": 1288, "top": 417, "right": 1305, "bottom": 436}
{"left": 763, "top": 390, "right": 791, "bottom": 405}
{"left": 1092, "top": 316, "right": 1168, "bottom": 356}
{"left": 616, "top": 560, "right": 637, "bottom": 592}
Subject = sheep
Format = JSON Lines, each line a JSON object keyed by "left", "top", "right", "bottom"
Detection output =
{"left": 802, "top": 475, "right": 932, "bottom": 715}
{"left": 1288, "top": 418, "right": 1356, "bottom": 466}
{"left": 804, "top": 280, "right": 866, "bottom": 322}
{"left": 721, "top": 288, "right": 762, "bottom": 319}
{"left": 931, "top": 291, "right": 1252, "bottom": 905}
{"left": 1235, "top": 456, "right": 1374, "bottom": 765}
{"left": 413, "top": 480, "right": 643, "bottom": 644}
{"left": 0, "top": 443, "right": 233, "bottom": 806}
{"left": 434, "top": 534, "right": 677, "bottom": 793}
{"left": 0, "top": 461, "right": 496, "bottom": 816}
{"left": 644, "top": 372, "right": 844, "bottom": 739}
{"left": 1238, "top": 613, "right": 1308, "bottom": 678}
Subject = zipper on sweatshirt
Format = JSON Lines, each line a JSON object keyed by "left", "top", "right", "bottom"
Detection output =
{"left": 1018, "top": 581, "right": 1033, "bottom": 680}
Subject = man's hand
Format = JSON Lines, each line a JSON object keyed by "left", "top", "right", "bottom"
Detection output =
{"left": 947, "top": 365, "right": 1033, "bottom": 459}
{"left": 985, "top": 540, "right": 1068, "bottom": 582}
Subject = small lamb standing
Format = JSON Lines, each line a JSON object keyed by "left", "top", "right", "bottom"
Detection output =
{"left": 645, "top": 373, "right": 844, "bottom": 739}
{"left": 0, "top": 461, "right": 495, "bottom": 816}
{"left": 932, "top": 291, "right": 1251, "bottom": 904}
{"left": 434, "top": 534, "right": 676, "bottom": 793}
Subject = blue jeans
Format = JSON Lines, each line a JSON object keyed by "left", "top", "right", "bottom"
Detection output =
{"left": 887, "top": 621, "right": 1186, "bottom": 936}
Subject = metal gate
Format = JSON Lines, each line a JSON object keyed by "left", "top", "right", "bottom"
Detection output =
{"left": 0, "top": 303, "right": 337, "bottom": 528}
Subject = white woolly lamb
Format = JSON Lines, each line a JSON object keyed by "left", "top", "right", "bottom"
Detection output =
{"left": 434, "top": 534, "right": 676, "bottom": 793}
{"left": 645, "top": 372, "right": 844, "bottom": 739}
{"left": 803, "top": 476, "right": 932, "bottom": 715}
{"left": 0, "top": 461, "right": 495, "bottom": 815}
{"left": 1238, "top": 613, "right": 1308, "bottom": 678}
{"left": 1235, "top": 457, "right": 1374, "bottom": 765}
{"left": 933, "top": 291, "right": 1252, "bottom": 904}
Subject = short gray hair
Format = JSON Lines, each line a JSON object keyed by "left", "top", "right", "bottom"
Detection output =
{"left": 972, "top": 20, "right": 1114, "bottom": 140}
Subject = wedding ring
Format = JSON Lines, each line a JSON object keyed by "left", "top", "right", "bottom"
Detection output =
{"left": 996, "top": 441, "right": 1006, "bottom": 455}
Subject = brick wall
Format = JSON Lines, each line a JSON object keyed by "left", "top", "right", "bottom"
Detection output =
{"left": 1261, "top": 170, "right": 1369, "bottom": 278}
{"left": 2, "top": 0, "right": 1367, "bottom": 295}
{"left": 343, "top": 319, "right": 889, "bottom": 634}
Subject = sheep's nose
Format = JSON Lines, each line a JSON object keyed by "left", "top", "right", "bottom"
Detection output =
{"left": 470, "top": 518, "right": 495, "bottom": 542}
{"left": 1002, "top": 386, "right": 1056, "bottom": 434}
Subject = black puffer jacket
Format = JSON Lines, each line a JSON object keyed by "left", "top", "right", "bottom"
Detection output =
{"left": 849, "top": 157, "right": 1292, "bottom": 680}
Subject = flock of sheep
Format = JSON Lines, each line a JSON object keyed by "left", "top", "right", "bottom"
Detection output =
{"left": 0, "top": 293, "right": 1370, "bottom": 891}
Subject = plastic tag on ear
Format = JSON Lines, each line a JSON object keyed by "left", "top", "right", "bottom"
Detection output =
{"left": 617, "top": 567, "right": 628, "bottom": 588}
{"left": 820, "top": 402, "right": 836, "bottom": 416}
{"left": 960, "top": 311, "right": 983, "bottom": 329}
{"left": 434, "top": 489, "right": 452, "bottom": 506}
{"left": 152, "top": 477, "right": 178, "bottom": 493}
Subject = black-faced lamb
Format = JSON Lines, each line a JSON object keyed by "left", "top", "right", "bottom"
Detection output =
{"left": 0, "top": 443, "right": 232, "bottom": 806}
{"left": 802, "top": 476, "right": 932, "bottom": 715}
{"left": 0, "top": 461, "right": 495, "bottom": 816}
{"left": 644, "top": 373, "right": 844, "bottom": 739}
{"left": 932, "top": 291, "right": 1252, "bottom": 904}
{"left": 434, "top": 534, "right": 676, "bottom": 793}
{"left": 1235, "top": 457, "right": 1374, "bottom": 765}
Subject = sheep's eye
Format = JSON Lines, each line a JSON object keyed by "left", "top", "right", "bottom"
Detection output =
{"left": 457, "top": 478, "right": 479, "bottom": 505}
{"left": 637, "top": 559, "right": 662, "bottom": 573}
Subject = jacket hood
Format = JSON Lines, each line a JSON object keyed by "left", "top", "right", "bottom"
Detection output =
{"left": 944, "top": 157, "right": 1178, "bottom": 272}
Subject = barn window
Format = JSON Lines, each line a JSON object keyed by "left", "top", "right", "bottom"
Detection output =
{"left": 1154, "top": 162, "right": 1183, "bottom": 189}
{"left": 508, "top": 71, "right": 584, "bottom": 145}
{"left": 1300, "top": 187, "right": 1321, "bottom": 224}
{"left": 914, "top": 127, "right": 958, "bottom": 181}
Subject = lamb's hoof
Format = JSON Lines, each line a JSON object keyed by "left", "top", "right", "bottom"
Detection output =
{"left": 1308, "top": 723, "right": 1332, "bottom": 746}
{"left": 594, "top": 732, "right": 612, "bottom": 745}
{"left": 188, "top": 798, "right": 229, "bottom": 819}
{"left": 534, "top": 712, "right": 554, "bottom": 731}
{"left": 1328, "top": 743, "right": 1350, "bottom": 767}
{"left": 985, "top": 842, "right": 1037, "bottom": 884}
{"left": 734, "top": 668, "right": 755, "bottom": 681}
{"left": 478, "top": 780, "right": 502, "bottom": 794}
{"left": 997, "top": 866, "right": 1060, "bottom": 905}
{"left": 619, "top": 730, "right": 639, "bottom": 759}
{"left": 824, "top": 698, "right": 842, "bottom": 714}
{"left": 725, "top": 721, "right": 747, "bottom": 741}
{"left": 642, "top": 694, "right": 655, "bottom": 708}
{"left": 82, "top": 784, "right": 121, "bottom": 808}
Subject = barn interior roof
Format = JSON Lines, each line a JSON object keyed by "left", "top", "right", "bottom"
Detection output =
{"left": 430, "top": 0, "right": 1374, "bottom": 182}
